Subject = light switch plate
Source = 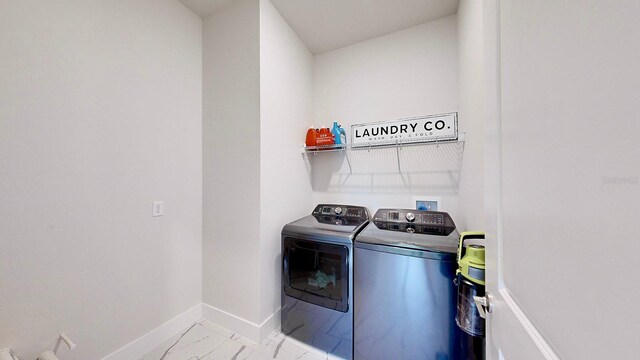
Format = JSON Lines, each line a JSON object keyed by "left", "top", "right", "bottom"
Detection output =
{"left": 152, "top": 201, "right": 164, "bottom": 217}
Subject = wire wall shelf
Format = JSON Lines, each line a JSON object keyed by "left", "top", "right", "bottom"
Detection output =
{"left": 301, "top": 134, "right": 466, "bottom": 175}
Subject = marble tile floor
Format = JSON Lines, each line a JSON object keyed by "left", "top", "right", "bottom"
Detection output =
{"left": 140, "top": 320, "right": 343, "bottom": 360}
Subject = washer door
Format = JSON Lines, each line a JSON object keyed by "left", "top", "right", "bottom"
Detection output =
{"left": 283, "top": 237, "right": 349, "bottom": 312}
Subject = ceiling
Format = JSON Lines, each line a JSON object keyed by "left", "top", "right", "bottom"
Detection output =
{"left": 179, "top": 0, "right": 236, "bottom": 18}
{"left": 270, "top": 0, "right": 459, "bottom": 54}
{"left": 179, "top": 0, "right": 460, "bottom": 54}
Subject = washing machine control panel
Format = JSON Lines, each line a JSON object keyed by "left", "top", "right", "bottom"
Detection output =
{"left": 372, "top": 208, "right": 456, "bottom": 234}
{"left": 312, "top": 204, "right": 369, "bottom": 220}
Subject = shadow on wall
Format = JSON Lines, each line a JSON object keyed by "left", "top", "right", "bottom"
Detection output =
{"left": 304, "top": 142, "right": 465, "bottom": 195}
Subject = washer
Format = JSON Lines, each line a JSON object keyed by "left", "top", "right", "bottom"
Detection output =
{"left": 282, "top": 204, "right": 369, "bottom": 360}
{"left": 354, "top": 208, "right": 464, "bottom": 360}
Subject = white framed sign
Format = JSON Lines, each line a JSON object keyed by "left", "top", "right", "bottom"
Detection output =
{"left": 350, "top": 113, "right": 458, "bottom": 147}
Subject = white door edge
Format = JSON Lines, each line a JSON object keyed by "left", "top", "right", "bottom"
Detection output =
{"left": 499, "top": 289, "right": 560, "bottom": 360}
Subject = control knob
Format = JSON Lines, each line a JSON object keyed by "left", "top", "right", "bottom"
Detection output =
{"left": 405, "top": 212, "right": 416, "bottom": 222}
{"left": 334, "top": 207, "right": 343, "bottom": 215}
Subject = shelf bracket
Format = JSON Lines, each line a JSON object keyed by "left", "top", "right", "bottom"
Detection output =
{"left": 395, "top": 143, "right": 401, "bottom": 173}
{"left": 344, "top": 149, "right": 353, "bottom": 174}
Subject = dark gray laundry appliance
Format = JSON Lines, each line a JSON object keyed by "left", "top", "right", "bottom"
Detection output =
{"left": 354, "top": 209, "right": 464, "bottom": 360}
{"left": 282, "top": 204, "right": 370, "bottom": 360}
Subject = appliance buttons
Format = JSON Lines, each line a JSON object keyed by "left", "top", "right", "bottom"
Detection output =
{"left": 406, "top": 212, "right": 416, "bottom": 222}
{"left": 334, "top": 207, "right": 343, "bottom": 215}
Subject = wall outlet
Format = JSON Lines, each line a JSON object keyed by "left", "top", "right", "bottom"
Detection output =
{"left": 152, "top": 201, "right": 164, "bottom": 217}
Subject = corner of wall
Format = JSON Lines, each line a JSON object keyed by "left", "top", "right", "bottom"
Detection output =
{"left": 256, "top": 0, "right": 313, "bottom": 334}
{"left": 101, "top": 304, "right": 203, "bottom": 360}
{"left": 201, "top": 303, "right": 281, "bottom": 344}
{"left": 202, "top": 0, "right": 262, "bottom": 326}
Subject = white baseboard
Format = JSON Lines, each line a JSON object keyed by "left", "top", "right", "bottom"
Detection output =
{"left": 259, "top": 307, "right": 281, "bottom": 341}
{"left": 201, "top": 303, "right": 281, "bottom": 344}
{"left": 100, "top": 303, "right": 281, "bottom": 360}
{"left": 101, "top": 303, "right": 202, "bottom": 360}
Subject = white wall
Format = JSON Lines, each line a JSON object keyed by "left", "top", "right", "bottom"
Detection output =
{"left": 202, "top": 0, "right": 262, "bottom": 325}
{"left": 0, "top": 1, "right": 203, "bottom": 359}
{"left": 258, "top": 0, "right": 314, "bottom": 324}
{"left": 497, "top": 1, "right": 640, "bottom": 358}
{"left": 202, "top": 0, "right": 313, "bottom": 333}
{"left": 456, "top": 0, "right": 485, "bottom": 231}
{"left": 311, "top": 16, "right": 461, "bottom": 221}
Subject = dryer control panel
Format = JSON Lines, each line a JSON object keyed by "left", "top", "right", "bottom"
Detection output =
{"left": 312, "top": 204, "right": 369, "bottom": 220}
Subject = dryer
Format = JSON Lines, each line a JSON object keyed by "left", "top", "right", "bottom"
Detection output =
{"left": 281, "top": 204, "right": 369, "bottom": 360}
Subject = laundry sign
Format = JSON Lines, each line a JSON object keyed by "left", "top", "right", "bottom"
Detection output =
{"left": 350, "top": 113, "right": 458, "bottom": 147}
